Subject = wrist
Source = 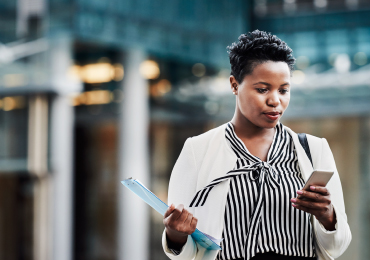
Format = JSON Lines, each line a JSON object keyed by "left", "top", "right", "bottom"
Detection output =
{"left": 166, "top": 229, "right": 188, "bottom": 251}
{"left": 317, "top": 208, "right": 337, "bottom": 231}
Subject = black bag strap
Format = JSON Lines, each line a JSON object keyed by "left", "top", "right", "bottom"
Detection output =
{"left": 298, "top": 133, "right": 313, "bottom": 168}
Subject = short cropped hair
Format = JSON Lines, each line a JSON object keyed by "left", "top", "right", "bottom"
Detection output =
{"left": 227, "top": 30, "right": 295, "bottom": 83}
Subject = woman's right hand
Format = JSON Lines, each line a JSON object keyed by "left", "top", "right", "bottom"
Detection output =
{"left": 163, "top": 204, "right": 198, "bottom": 251}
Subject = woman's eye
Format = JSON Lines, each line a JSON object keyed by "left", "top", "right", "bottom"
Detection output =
{"left": 257, "top": 88, "right": 267, "bottom": 93}
{"left": 280, "top": 89, "right": 289, "bottom": 94}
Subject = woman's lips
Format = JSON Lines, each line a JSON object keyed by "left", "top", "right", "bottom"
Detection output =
{"left": 264, "top": 113, "right": 280, "bottom": 121}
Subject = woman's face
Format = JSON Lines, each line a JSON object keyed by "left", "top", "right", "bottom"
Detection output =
{"left": 230, "top": 61, "right": 291, "bottom": 129}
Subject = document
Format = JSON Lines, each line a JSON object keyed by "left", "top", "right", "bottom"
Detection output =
{"left": 121, "top": 178, "right": 222, "bottom": 250}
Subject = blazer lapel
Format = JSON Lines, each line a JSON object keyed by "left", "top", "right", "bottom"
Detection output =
{"left": 284, "top": 126, "right": 314, "bottom": 181}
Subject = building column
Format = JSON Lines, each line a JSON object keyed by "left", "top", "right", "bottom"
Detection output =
{"left": 48, "top": 35, "right": 78, "bottom": 260}
{"left": 28, "top": 94, "right": 50, "bottom": 260}
{"left": 50, "top": 95, "right": 75, "bottom": 260}
{"left": 118, "top": 49, "right": 150, "bottom": 260}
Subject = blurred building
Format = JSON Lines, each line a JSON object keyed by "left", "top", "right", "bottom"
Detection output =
{"left": 0, "top": 0, "right": 369, "bottom": 260}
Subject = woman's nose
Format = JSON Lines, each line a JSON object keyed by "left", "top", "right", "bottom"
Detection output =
{"left": 267, "top": 92, "right": 280, "bottom": 107}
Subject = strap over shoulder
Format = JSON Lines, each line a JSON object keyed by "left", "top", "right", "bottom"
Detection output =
{"left": 298, "top": 133, "right": 313, "bottom": 168}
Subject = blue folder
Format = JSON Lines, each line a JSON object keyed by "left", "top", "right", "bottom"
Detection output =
{"left": 121, "top": 178, "right": 222, "bottom": 251}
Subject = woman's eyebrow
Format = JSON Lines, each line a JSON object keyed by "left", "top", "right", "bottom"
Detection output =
{"left": 253, "top": 82, "right": 290, "bottom": 87}
{"left": 253, "top": 82, "right": 271, "bottom": 86}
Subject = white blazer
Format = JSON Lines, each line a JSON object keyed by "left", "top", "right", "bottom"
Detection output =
{"left": 162, "top": 123, "right": 352, "bottom": 260}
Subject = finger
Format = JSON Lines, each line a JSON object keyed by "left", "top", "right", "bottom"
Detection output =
{"left": 293, "top": 198, "right": 323, "bottom": 210}
{"left": 177, "top": 208, "right": 190, "bottom": 223}
{"left": 164, "top": 204, "right": 176, "bottom": 218}
{"left": 170, "top": 204, "right": 184, "bottom": 220}
{"left": 185, "top": 212, "right": 193, "bottom": 222}
{"left": 309, "top": 186, "right": 330, "bottom": 195}
{"left": 184, "top": 213, "right": 193, "bottom": 232}
{"left": 296, "top": 195, "right": 315, "bottom": 203}
{"left": 292, "top": 202, "right": 314, "bottom": 214}
{"left": 190, "top": 217, "right": 198, "bottom": 232}
{"left": 296, "top": 190, "right": 325, "bottom": 202}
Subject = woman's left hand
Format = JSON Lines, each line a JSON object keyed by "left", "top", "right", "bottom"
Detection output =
{"left": 290, "top": 185, "right": 337, "bottom": 231}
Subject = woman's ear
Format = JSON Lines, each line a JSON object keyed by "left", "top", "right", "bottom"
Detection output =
{"left": 229, "top": 76, "right": 238, "bottom": 95}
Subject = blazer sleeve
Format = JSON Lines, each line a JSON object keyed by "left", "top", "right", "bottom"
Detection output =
{"left": 313, "top": 138, "right": 352, "bottom": 259}
{"left": 162, "top": 138, "right": 200, "bottom": 260}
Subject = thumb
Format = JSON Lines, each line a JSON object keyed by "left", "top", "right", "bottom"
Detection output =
{"left": 164, "top": 203, "right": 175, "bottom": 218}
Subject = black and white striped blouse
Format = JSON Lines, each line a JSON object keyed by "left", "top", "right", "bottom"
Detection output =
{"left": 189, "top": 122, "right": 316, "bottom": 260}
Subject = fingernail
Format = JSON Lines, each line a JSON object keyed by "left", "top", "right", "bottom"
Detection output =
{"left": 290, "top": 198, "right": 296, "bottom": 203}
{"left": 292, "top": 203, "right": 297, "bottom": 207}
{"left": 310, "top": 186, "right": 316, "bottom": 190}
{"left": 297, "top": 190, "right": 303, "bottom": 195}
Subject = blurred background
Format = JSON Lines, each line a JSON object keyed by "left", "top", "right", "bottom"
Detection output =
{"left": 0, "top": 0, "right": 369, "bottom": 259}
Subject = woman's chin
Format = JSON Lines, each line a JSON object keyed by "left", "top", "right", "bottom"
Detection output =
{"left": 238, "top": 113, "right": 281, "bottom": 129}
{"left": 258, "top": 119, "right": 280, "bottom": 129}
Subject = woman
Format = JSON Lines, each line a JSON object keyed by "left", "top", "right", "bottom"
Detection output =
{"left": 162, "top": 30, "right": 351, "bottom": 260}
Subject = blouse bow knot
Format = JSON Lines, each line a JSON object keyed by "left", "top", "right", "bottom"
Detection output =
{"left": 245, "top": 161, "right": 281, "bottom": 189}
{"left": 189, "top": 160, "right": 280, "bottom": 208}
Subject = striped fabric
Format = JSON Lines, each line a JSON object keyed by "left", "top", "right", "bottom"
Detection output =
{"left": 189, "top": 122, "right": 316, "bottom": 260}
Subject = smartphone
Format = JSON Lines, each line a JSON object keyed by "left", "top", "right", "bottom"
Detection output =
{"left": 297, "top": 169, "right": 334, "bottom": 200}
